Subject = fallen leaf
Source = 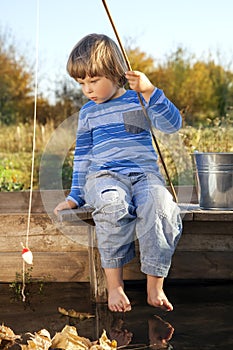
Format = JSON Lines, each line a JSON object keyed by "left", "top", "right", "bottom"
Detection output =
{"left": 58, "top": 307, "right": 95, "bottom": 320}
{"left": 0, "top": 324, "right": 21, "bottom": 349}
{"left": 98, "top": 330, "right": 117, "bottom": 350}
{"left": 52, "top": 325, "right": 92, "bottom": 350}
{"left": 20, "top": 329, "right": 52, "bottom": 350}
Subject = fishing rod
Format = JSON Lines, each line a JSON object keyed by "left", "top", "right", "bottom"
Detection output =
{"left": 102, "top": 0, "right": 178, "bottom": 203}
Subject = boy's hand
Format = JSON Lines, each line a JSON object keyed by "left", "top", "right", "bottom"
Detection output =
{"left": 125, "top": 71, "right": 155, "bottom": 102}
{"left": 54, "top": 200, "right": 77, "bottom": 215}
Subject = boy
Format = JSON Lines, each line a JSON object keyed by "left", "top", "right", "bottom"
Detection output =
{"left": 54, "top": 33, "right": 182, "bottom": 312}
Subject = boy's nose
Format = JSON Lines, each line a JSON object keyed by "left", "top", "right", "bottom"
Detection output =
{"left": 84, "top": 84, "right": 93, "bottom": 94}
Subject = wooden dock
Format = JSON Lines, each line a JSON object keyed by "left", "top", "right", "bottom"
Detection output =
{"left": 0, "top": 188, "right": 232, "bottom": 301}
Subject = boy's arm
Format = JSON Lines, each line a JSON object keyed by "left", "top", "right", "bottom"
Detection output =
{"left": 125, "top": 70, "right": 182, "bottom": 134}
{"left": 147, "top": 88, "right": 182, "bottom": 133}
{"left": 67, "top": 109, "right": 92, "bottom": 206}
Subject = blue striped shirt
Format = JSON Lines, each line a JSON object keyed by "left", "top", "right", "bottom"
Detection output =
{"left": 67, "top": 88, "right": 182, "bottom": 206}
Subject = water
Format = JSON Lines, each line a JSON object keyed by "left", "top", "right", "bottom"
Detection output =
{"left": 1, "top": 281, "right": 233, "bottom": 349}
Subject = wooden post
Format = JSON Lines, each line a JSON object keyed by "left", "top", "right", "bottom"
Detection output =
{"left": 88, "top": 225, "right": 108, "bottom": 303}
{"left": 57, "top": 207, "right": 108, "bottom": 303}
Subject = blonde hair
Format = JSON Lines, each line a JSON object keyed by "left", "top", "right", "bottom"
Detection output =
{"left": 67, "top": 34, "right": 128, "bottom": 87}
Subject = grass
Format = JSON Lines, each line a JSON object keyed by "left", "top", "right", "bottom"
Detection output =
{"left": 0, "top": 119, "right": 232, "bottom": 190}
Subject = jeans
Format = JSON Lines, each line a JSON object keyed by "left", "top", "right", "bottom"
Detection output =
{"left": 84, "top": 170, "right": 182, "bottom": 277}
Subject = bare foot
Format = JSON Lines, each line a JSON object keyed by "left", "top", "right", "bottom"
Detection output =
{"left": 147, "top": 289, "right": 173, "bottom": 311}
{"left": 108, "top": 286, "right": 131, "bottom": 312}
{"left": 147, "top": 275, "right": 173, "bottom": 312}
{"left": 104, "top": 267, "right": 131, "bottom": 312}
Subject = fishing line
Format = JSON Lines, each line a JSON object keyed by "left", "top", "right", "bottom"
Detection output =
{"left": 21, "top": 0, "right": 40, "bottom": 302}
{"left": 102, "top": 0, "right": 178, "bottom": 203}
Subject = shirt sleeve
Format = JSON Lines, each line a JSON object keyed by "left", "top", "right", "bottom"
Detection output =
{"left": 66, "top": 109, "right": 92, "bottom": 206}
{"left": 146, "top": 88, "right": 182, "bottom": 134}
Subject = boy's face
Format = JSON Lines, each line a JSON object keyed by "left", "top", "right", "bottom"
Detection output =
{"left": 76, "top": 76, "right": 123, "bottom": 104}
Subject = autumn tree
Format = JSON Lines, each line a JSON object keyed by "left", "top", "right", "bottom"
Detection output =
{"left": 0, "top": 29, "right": 86, "bottom": 126}
{"left": 127, "top": 46, "right": 155, "bottom": 75}
{"left": 0, "top": 30, "right": 35, "bottom": 125}
{"left": 208, "top": 60, "right": 233, "bottom": 117}
{"left": 147, "top": 47, "right": 233, "bottom": 125}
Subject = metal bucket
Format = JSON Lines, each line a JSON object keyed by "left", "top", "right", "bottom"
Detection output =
{"left": 193, "top": 152, "right": 233, "bottom": 210}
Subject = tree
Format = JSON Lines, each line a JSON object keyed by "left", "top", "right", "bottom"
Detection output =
{"left": 0, "top": 30, "right": 34, "bottom": 125}
{"left": 208, "top": 60, "right": 233, "bottom": 118}
{"left": 127, "top": 46, "right": 155, "bottom": 75}
{"left": 142, "top": 47, "right": 233, "bottom": 125}
{"left": 150, "top": 47, "right": 192, "bottom": 110}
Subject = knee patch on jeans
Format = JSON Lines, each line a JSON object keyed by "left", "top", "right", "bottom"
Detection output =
{"left": 101, "top": 188, "right": 119, "bottom": 202}
{"left": 100, "top": 187, "right": 128, "bottom": 217}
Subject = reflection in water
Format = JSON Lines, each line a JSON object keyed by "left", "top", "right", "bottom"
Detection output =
{"left": 148, "top": 315, "right": 174, "bottom": 349}
{"left": 108, "top": 314, "right": 174, "bottom": 350}
{"left": 109, "top": 318, "right": 133, "bottom": 347}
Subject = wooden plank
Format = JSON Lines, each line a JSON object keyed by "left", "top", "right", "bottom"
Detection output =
{"left": 180, "top": 211, "right": 193, "bottom": 221}
{"left": 0, "top": 213, "right": 89, "bottom": 251}
{"left": 58, "top": 206, "right": 196, "bottom": 223}
{"left": 0, "top": 187, "right": 198, "bottom": 214}
{"left": 0, "top": 190, "right": 69, "bottom": 213}
{"left": 176, "top": 234, "right": 233, "bottom": 251}
{"left": 169, "top": 251, "right": 233, "bottom": 279}
{"left": 0, "top": 191, "right": 44, "bottom": 213}
{"left": 124, "top": 248, "right": 233, "bottom": 280}
{"left": 1, "top": 250, "right": 232, "bottom": 283}
{"left": 0, "top": 213, "right": 55, "bottom": 235}
{"left": 0, "top": 251, "right": 89, "bottom": 282}
{"left": 57, "top": 207, "right": 94, "bottom": 222}
{"left": 104, "top": 251, "right": 233, "bottom": 281}
{"left": 0, "top": 213, "right": 90, "bottom": 236}
{"left": 58, "top": 204, "right": 233, "bottom": 224}
{"left": 182, "top": 221, "right": 233, "bottom": 235}
{"left": 0, "top": 233, "right": 88, "bottom": 252}
{"left": 193, "top": 210, "right": 233, "bottom": 222}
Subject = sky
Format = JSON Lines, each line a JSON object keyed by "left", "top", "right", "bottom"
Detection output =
{"left": 1, "top": 0, "right": 233, "bottom": 101}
